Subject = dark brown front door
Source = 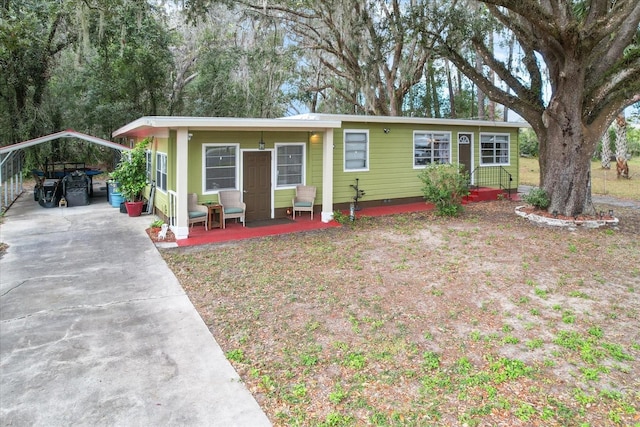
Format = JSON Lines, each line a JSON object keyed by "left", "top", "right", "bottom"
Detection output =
{"left": 243, "top": 151, "right": 271, "bottom": 221}
{"left": 458, "top": 133, "right": 472, "bottom": 176}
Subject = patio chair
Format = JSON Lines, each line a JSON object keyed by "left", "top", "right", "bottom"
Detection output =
{"left": 218, "top": 190, "right": 246, "bottom": 228}
{"left": 292, "top": 185, "right": 316, "bottom": 220}
{"left": 188, "top": 193, "right": 208, "bottom": 230}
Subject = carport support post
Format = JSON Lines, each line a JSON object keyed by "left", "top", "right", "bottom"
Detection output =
{"left": 173, "top": 128, "right": 190, "bottom": 239}
{"left": 321, "top": 128, "right": 334, "bottom": 223}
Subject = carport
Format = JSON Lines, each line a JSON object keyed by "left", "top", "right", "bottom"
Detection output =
{"left": 0, "top": 130, "right": 130, "bottom": 211}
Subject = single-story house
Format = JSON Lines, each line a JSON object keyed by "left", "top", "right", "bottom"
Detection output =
{"left": 112, "top": 113, "right": 528, "bottom": 240}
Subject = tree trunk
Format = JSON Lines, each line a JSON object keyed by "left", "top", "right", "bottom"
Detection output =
{"left": 445, "top": 59, "right": 456, "bottom": 118}
{"left": 600, "top": 130, "right": 612, "bottom": 169}
{"left": 614, "top": 114, "right": 628, "bottom": 160}
{"left": 540, "top": 96, "right": 597, "bottom": 217}
{"left": 430, "top": 67, "right": 440, "bottom": 118}
{"left": 474, "top": 49, "right": 485, "bottom": 120}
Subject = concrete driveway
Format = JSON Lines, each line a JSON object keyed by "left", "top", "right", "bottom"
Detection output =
{"left": 0, "top": 190, "right": 270, "bottom": 426}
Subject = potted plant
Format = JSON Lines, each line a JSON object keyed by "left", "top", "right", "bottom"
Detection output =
{"left": 110, "top": 138, "right": 150, "bottom": 217}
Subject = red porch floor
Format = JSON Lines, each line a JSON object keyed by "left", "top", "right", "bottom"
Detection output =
{"left": 177, "top": 201, "right": 436, "bottom": 247}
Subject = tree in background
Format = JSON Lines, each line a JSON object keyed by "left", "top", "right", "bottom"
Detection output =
{"left": 433, "top": 0, "right": 640, "bottom": 216}
{"left": 1, "top": 0, "right": 174, "bottom": 171}
{"left": 614, "top": 114, "right": 630, "bottom": 178}
{"left": 0, "top": 0, "right": 75, "bottom": 143}
{"left": 600, "top": 128, "right": 613, "bottom": 169}
{"left": 234, "top": 0, "right": 441, "bottom": 116}
{"left": 177, "top": 5, "right": 293, "bottom": 118}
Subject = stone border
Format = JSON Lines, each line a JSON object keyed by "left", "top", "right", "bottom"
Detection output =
{"left": 515, "top": 205, "right": 619, "bottom": 229}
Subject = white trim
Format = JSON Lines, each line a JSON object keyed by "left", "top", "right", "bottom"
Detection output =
{"left": 113, "top": 116, "right": 342, "bottom": 138}
{"left": 155, "top": 151, "right": 168, "bottom": 193}
{"left": 274, "top": 142, "right": 306, "bottom": 188}
{"left": 202, "top": 143, "right": 241, "bottom": 194}
{"left": 175, "top": 129, "right": 189, "bottom": 238}
{"left": 343, "top": 129, "right": 370, "bottom": 172}
{"left": 412, "top": 130, "right": 452, "bottom": 169}
{"left": 321, "top": 128, "right": 334, "bottom": 223}
{"left": 457, "top": 132, "right": 475, "bottom": 185}
{"left": 287, "top": 113, "right": 530, "bottom": 129}
{"left": 479, "top": 132, "right": 511, "bottom": 166}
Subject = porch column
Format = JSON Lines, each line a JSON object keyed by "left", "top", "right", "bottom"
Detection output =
{"left": 321, "top": 128, "right": 334, "bottom": 223}
{"left": 173, "top": 128, "right": 189, "bottom": 239}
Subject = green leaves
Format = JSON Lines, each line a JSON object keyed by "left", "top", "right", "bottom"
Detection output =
{"left": 110, "top": 138, "right": 150, "bottom": 202}
{"left": 418, "top": 163, "right": 470, "bottom": 216}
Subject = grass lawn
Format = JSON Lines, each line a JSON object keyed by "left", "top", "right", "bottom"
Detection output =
{"left": 519, "top": 157, "right": 640, "bottom": 200}
{"left": 162, "top": 200, "right": 640, "bottom": 426}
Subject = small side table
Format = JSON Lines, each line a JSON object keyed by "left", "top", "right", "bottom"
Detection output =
{"left": 205, "top": 204, "right": 224, "bottom": 229}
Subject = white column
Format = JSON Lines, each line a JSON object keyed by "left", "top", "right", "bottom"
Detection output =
{"left": 173, "top": 128, "right": 190, "bottom": 239}
{"left": 321, "top": 128, "right": 334, "bottom": 223}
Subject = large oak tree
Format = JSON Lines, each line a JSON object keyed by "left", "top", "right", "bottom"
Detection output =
{"left": 434, "top": 0, "right": 640, "bottom": 216}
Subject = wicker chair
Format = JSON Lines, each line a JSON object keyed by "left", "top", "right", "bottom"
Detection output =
{"left": 292, "top": 185, "right": 316, "bottom": 219}
{"left": 218, "top": 190, "right": 246, "bottom": 228}
{"left": 188, "top": 193, "right": 208, "bottom": 230}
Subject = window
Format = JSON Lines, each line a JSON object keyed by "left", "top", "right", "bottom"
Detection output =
{"left": 344, "top": 130, "right": 368, "bottom": 171}
{"left": 156, "top": 152, "right": 167, "bottom": 191}
{"left": 145, "top": 150, "right": 152, "bottom": 181}
{"left": 480, "top": 134, "right": 510, "bottom": 165}
{"left": 414, "top": 132, "right": 451, "bottom": 167}
{"left": 204, "top": 144, "right": 237, "bottom": 191}
{"left": 276, "top": 144, "right": 304, "bottom": 187}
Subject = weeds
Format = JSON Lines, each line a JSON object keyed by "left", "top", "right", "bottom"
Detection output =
{"left": 163, "top": 199, "right": 640, "bottom": 427}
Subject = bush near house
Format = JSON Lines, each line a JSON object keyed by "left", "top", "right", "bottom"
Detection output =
{"left": 418, "top": 163, "right": 470, "bottom": 217}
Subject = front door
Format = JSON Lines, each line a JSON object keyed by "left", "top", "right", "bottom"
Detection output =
{"left": 458, "top": 133, "right": 473, "bottom": 183}
{"left": 243, "top": 151, "right": 271, "bottom": 221}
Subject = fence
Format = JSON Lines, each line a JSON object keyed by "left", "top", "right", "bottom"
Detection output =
{"left": 0, "top": 151, "right": 25, "bottom": 212}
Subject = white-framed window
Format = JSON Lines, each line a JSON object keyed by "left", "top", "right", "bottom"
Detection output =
{"left": 344, "top": 130, "right": 369, "bottom": 171}
{"left": 145, "top": 150, "right": 152, "bottom": 181}
{"left": 203, "top": 144, "right": 238, "bottom": 192}
{"left": 156, "top": 152, "right": 167, "bottom": 192}
{"left": 413, "top": 131, "right": 451, "bottom": 167}
{"left": 276, "top": 143, "right": 305, "bottom": 187}
{"left": 480, "top": 133, "right": 510, "bottom": 165}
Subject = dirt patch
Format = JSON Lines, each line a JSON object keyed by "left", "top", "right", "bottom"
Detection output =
{"left": 145, "top": 227, "right": 176, "bottom": 243}
{"left": 161, "top": 200, "right": 640, "bottom": 426}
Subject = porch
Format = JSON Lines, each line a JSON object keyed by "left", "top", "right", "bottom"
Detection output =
{"left": 172, "top": 201, "right": 436, "bottom": 247}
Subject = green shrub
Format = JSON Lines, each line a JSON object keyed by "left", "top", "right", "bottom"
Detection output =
{"left": 150, "top": 219, "right": 164, "bottom": 228}
{"left": 522, "top": 187, "right": 550, "bottom": 209}
{"left": 332, "top": 210, "right": 352, "bottom": 225}
{"left": 110, "top": 138, "right": 150, "bottom": 202}
{"left": 418, "top": 163, "right": 469, "bottom": 217}
{"left": 519, "top": 129, "right": 539, "bottom": 157}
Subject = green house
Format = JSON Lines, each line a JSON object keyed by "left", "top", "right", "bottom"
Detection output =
{"left": 112, "top": 114, "right": 527, "bottom": 240}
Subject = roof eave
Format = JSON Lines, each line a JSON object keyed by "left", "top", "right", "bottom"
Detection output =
{"left": 112, "top": 117, "right": 343, "bottom": 138}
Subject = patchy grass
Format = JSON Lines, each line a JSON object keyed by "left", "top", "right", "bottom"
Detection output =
{"left": 162, "top": 200, "right": 640, "bottom": 426}
{"left": 519, "top": 157, "right": 640, "bottom": 200}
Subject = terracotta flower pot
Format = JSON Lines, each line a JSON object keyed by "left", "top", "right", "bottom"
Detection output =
{"left": 125, "top": 201, "right": 144, "bottom": 217}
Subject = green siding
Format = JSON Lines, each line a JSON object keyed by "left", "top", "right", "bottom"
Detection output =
{"left": 155, "top": 121, "right": 519, "bottom": 215}
{"left": 332, "top": 123, "right": 519, "bottom": 204}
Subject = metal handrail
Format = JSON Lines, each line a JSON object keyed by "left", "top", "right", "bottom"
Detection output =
{"left": 469, "top": 166, "right": 513, "bottom": 199}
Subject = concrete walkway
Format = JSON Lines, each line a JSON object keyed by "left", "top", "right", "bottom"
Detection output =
{"left": 0, "top": 190, "right": 271, "bottom": 426}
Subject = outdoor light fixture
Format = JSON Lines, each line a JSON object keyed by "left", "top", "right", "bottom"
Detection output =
{"left": 383, "top": 128, "right": 390, "bottom": 134}
{"left": 258, "top": 131, "right": 265, "bottom": 150}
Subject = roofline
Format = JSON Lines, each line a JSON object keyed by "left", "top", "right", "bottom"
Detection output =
{"left": 0, "top": 130, "right": 130, "bottom": 155}
{"left": 287, "top": 113, "right": 531, "bottom": 128}
{"left": 112, "top": 116, "right": 343, "bottom": 138}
